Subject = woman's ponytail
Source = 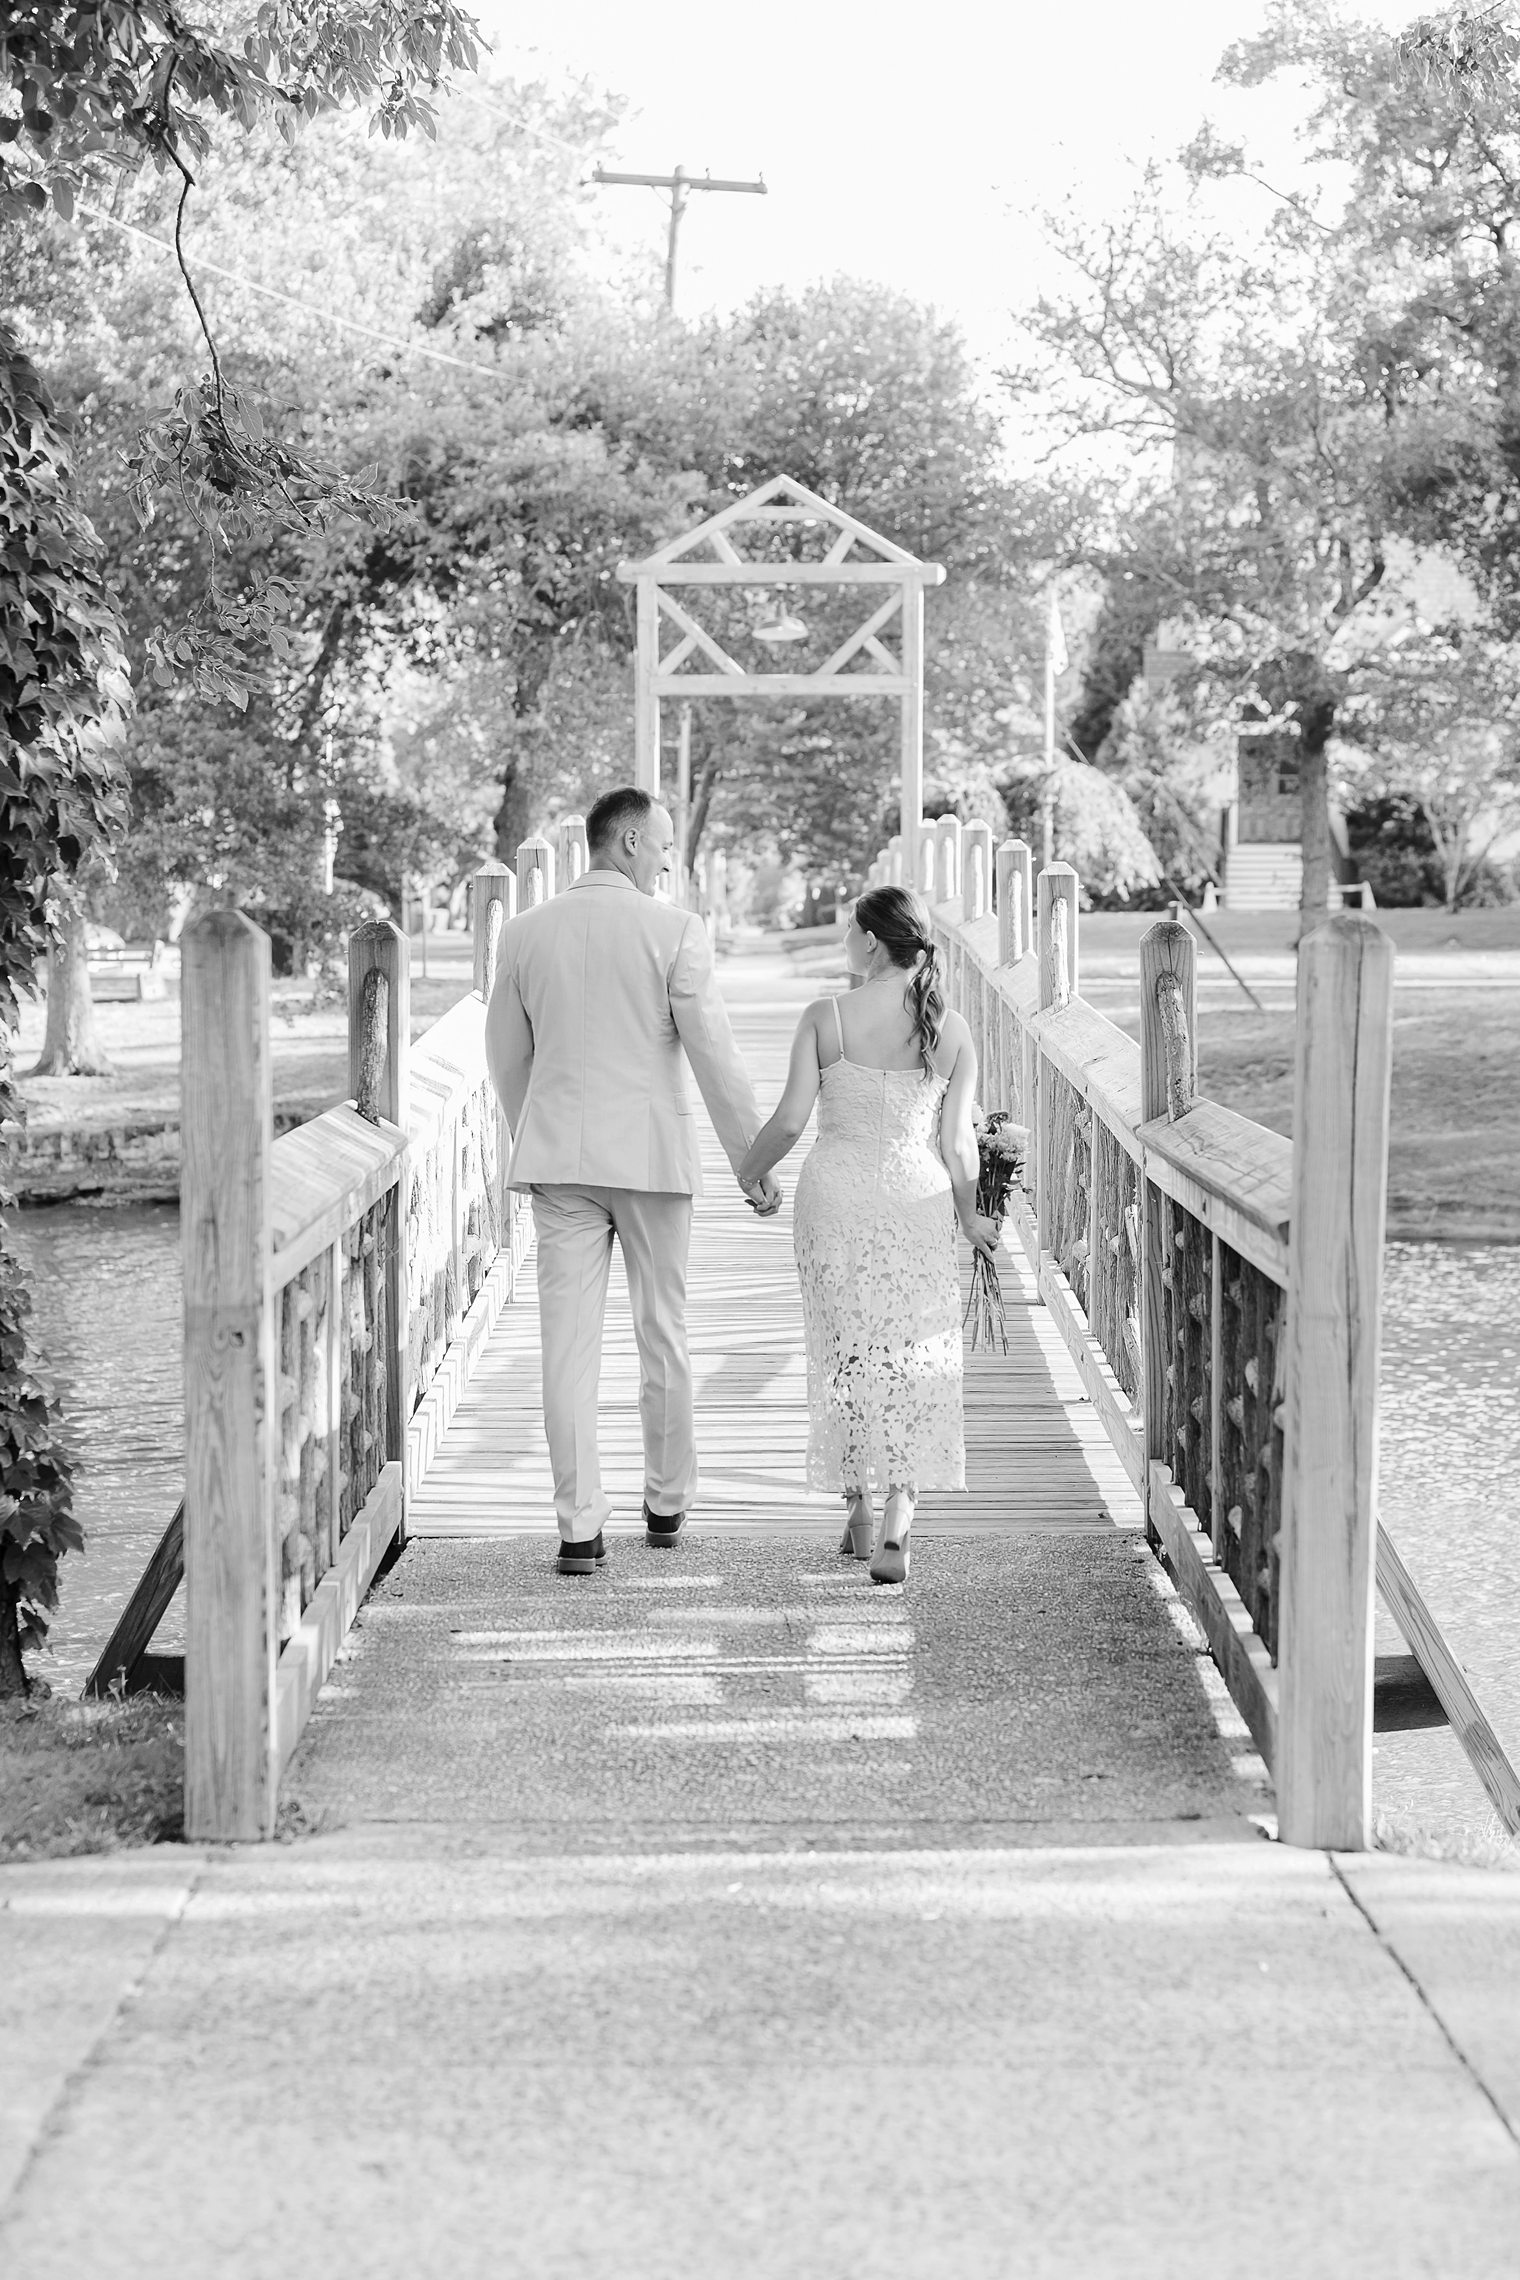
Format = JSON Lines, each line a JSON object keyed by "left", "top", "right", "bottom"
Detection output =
{"left": 906, "top": 941, "right": 946, "bottom": 1076}
{"left": 854, "top": 885, "right": 946, "bottom": 1075}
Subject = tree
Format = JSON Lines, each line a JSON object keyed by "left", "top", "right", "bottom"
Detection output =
{"left": 1004, "top": 0, "right": 1520, "bottom": 927}
{"left": 1007, "top": 172, "right": 1430, "bottom": 926}
{"left": 0, "top": 2, "right": 482, "bottom": 1691}
{"left": 0, "top": 335, "right": 125, "bottom": 1693}
{"left": 1097, "top": 678, "right": 1235, "bottom": 897}
{"left": 1001, "top": 757, "right": 1161, "bottom": 904}
{"left": 1, "top": 2, "right": 482, "bottom": 693}
{"left": 1339, "top": 626, "right": 1520, "bottom": 907}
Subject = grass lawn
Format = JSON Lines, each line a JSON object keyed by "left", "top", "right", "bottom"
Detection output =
{"left": 12, "top": 934, "right": 477, "bottom": 1138}
{"left": 1081, "top": 908, "right": 1520, "bottom": 1240}
{"left": 0, "top": 1693, "right": 183, "bottom": 1860}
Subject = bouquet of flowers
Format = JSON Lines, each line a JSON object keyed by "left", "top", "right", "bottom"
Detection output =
{"left": 964, "top": 1111, "right": 1029, "bottom": 1352}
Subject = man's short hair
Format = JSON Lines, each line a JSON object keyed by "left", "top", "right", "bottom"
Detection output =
{"left": 586, "top": 785, "right": 654, "bottom": 851}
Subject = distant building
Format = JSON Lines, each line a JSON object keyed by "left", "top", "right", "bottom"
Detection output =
{"left": 1216, "top": 728, "right": 1363, "bottom": 910}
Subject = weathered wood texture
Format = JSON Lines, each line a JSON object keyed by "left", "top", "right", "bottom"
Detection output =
{"left": 995, "top": 839, "right": 1031, "bottom": 967}
{"left": 170, "top": 887, "right": 532, "bottom": 1824}
{"left": 1277, "top": 916, "right": 1394, "bottom": 1851}
{"left": 471, "top": 862, "right": 515, "bottom": 1000}
{"left": 516, "top": 834, "right": 556, "bottom": 908}
{"left": 1038, "top": 863, "right": 1079, "bottom": 1010}
{"left": 963, "top": 821, "right": 992, "bottom": 920}
{"left": 347, "top": 924, "right": 411, "bottom": 1542}
{"left": 182, "top": 912, "right": 278, "bottom": 1841}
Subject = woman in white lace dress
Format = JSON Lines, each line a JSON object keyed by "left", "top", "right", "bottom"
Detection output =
{"left": 738, "top": 887, "right": 998, "bottom": 1582}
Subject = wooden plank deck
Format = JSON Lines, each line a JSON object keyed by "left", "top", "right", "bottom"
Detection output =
{"left": 410, "top": 957, "right": 1140, "bottom": 1538}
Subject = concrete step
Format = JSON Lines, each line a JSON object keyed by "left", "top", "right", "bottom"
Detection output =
{"left": 1226, "top": 845, "right": 1346, "bottom": 912}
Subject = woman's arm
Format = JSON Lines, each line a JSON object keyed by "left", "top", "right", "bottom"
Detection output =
{"left": 939, "top": 1016, "right": 999, "bottom": 1262}
{"left": 737, "top": 1005, "right": 824, "bottom": 1187}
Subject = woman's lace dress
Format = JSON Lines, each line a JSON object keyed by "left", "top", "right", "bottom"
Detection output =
{"left": 793, "top": 1000, "right": 965, "bottom": 1494}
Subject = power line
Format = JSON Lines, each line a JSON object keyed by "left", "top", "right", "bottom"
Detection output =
{"left": 69, "top": 199, "right": 504, "bottom": 379}
{"left": 446, "top": 79, "right": 591, "bottom": 162}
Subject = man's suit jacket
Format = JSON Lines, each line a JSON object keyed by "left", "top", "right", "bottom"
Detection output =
{"left": 484, "top": 870, "right": 761, "bottom": 1196}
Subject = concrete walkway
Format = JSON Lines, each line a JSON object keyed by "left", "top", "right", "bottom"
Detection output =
{"left": 4, "top": 944, "right": 1520, "bottom": 2274}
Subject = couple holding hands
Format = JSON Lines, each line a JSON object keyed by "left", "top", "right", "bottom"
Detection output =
{"left": 484, "top": 785, "right": 999, "bottom": 1587}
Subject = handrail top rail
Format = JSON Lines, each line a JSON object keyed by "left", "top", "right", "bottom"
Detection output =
{"left": 266, "top": 992, "right": 493, "bottom": 1293}
{"left": 269, "top": 1103, "right": 405, "bottom": 1290}
{"left": 936, "top": 892, "right": 1292, "bottom": 1286}
{"left": 408, "top": 991, "right": 489, "bottom": 1153}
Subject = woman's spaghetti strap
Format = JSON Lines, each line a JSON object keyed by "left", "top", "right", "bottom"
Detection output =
{"left": 830, "top": 992, "right": 846, "bottom": 1059}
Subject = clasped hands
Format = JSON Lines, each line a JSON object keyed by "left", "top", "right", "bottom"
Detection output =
{"left": 741, "top": 1171, "right": 783, "bottom": 1218}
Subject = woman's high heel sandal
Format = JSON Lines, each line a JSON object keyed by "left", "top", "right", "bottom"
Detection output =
{"left": 840, "top": 1492, "right": 873, "bottom": 1559}
{"left": 870, "top": 1488, "right": 914, "bottom": 1585}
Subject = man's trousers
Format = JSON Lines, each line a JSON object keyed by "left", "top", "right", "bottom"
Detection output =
{"left": 529, "top": 1184, "right": 698, "bottom": 1542}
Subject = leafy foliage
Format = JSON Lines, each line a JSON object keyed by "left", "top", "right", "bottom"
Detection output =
{"left": 1000, "top": 757, "right": 1161, "bottom": 904}
{"left": 0, "top": 331, "right": 129, "bottom": 1690}
{"left": 0, "top": 1249, "right": 82, "bottom": 1689}
{"left": 0, "top": 336, "right": 130, "bottom": 1114}
{"left": 1, "top": 2, "right": 483, "bottom": 697}
{"left": 0, "top": 5, "right": 481, "bottom": 1684}
{"left": 1338, "top": 626, "right": 1520, "bottom": 907}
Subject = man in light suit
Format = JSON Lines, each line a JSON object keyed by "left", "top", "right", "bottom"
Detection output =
{"left": 485, "top": 786, "right": 781, "bottom": 1572}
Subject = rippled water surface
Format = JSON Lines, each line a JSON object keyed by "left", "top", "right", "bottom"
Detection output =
{"left": 12, "top": 1207, "right": 1520, "bottom": 1844}
{"left": 1373, "top": 1243, "right": 1520, "bottom": 1839}
{"left": 13, "top": 1202, "right": 184, "bottom": 1694}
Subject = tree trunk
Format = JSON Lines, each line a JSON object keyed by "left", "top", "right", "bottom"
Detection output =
{"left": 1297, "top": 732, "right": 1334, "bottom": 938}
{"left": 31, "top": 900, "right": 114, "bottom": 1077}
{"left": 687, "top": 754, "right": 722, "bottom": 874}
{"left": 0, "top": 1579, "right": 27, "bottom": 1700}
{"left": 493, "top": 761, "right": 533, "bottom": 864}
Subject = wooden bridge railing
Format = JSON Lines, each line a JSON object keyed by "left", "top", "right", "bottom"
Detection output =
{"left": 176, "top": 870, "right": 536, "bottom": 1838}
{"left": 87, "top": 846, "right": 601, "bottom": 1836}
{"left": 863, "top": 817, "right": 1520, "bottom": 1848}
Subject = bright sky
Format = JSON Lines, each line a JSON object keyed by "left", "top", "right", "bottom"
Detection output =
{"left": 478, "top": 0, "right": 1422, "bottom": 360}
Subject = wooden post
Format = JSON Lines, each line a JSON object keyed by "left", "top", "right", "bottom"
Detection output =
{"left": 183, "top": 912, "right": 277, "bottom": 1842}
{"left": 558, "top": 814, "right": 589, "bottom": 887}
{"left": 1277, "top": 915, "right": 1394, "bottom": 1851}
{"left": 963, "top": 822, "right": 993, "bottom": 921}
{"left": 1037, "top": 863, "right": 1079, "bottom": 1009}
{"left": 900, "top": 578, "right": 925, "bottom": 841}
{"left": 324, "top": 1235, "right": 342, "bottom": 1569}
{"left": 996, "top": 839, "right": 1032, "bottom": 966}
{"left": 516, "top": 835, "right": 556, "bottom": 908}
{"left": 635, "top": 581, "right": 660, "bottom": 794}
{"left": 471, "top": 863, "right": 515, "bottom": 1001}
{"left": 916, "top": 821, "right": 937, "bottom": 898}
{"left": 1138, "top": 920, "right": 1197, "bottom": 1520}
{"left": 1034, "top": 866, "right": 1077, "bottom": 1259}
{"left": 1139, "top": 923, "right": 1197, "bottom": 1122}
{"left": 933, "top": 813, "right": 962, "bottom": 904}
{"left": 348, "top": 922, "right": 411, "bottom": 1539}
{"left": 471, "top": 862, "right": 515, "bottom": 1264}
{"left": 887, "top": 835, "right": 904, "bottom": 886}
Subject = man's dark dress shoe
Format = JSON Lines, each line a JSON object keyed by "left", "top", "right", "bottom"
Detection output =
{"left": 643, "top": 1502, "right": 687, "bottom": 1546}
{"left": 556, "top": 1531, "right": 606, "bottom": 1574}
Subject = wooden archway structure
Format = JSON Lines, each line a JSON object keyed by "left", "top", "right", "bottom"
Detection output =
{"left": 616, "top": 475, "right": 945, "bottom": 840}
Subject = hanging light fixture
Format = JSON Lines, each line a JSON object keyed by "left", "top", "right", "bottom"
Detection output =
{"left": 751, "top": 608, "right": 809, "bottom": 645}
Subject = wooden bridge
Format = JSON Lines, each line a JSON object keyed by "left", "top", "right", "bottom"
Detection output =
{"left": 90, "top": 821, "right": 1520, "bottom": 1848}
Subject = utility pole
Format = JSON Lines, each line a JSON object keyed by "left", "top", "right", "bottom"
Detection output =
{"left": 591, "top": 166, "right": 767, "bottom": 312}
